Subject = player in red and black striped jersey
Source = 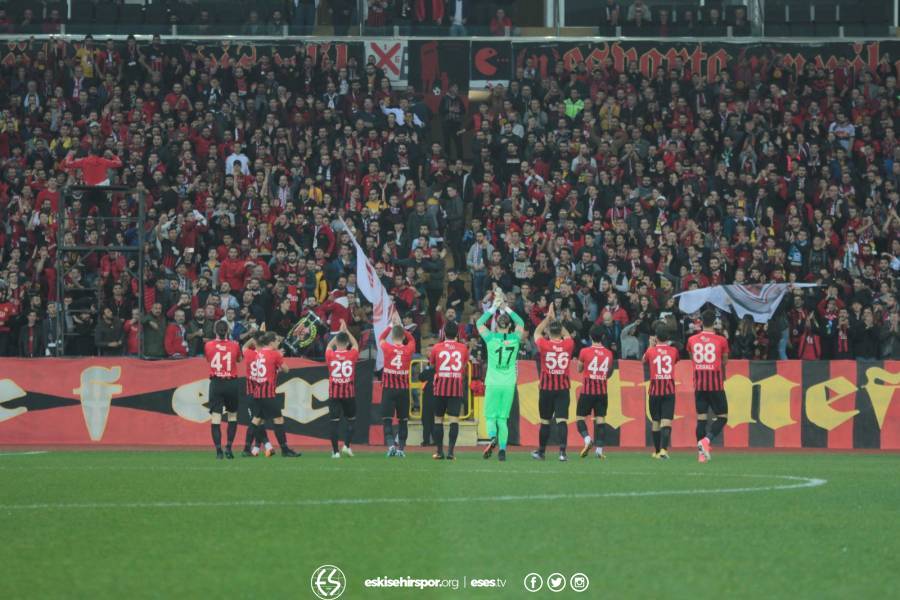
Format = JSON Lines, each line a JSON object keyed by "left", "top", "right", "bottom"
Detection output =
{"left": 325, "top": 320, "right": 359, "bottom": 459}
{"left": 642, "top": 324, "right": 680, "bottom": 458}
{"left": 687, "top": 310, "right": 730, "bottom": 463}
{"left": 532, "top": 304, "right": 576, "bottom": 462}
{"left": 575, "top": 325, "right": 614, "bottom": 459}
{"left": 379, "top": 312, "right": 416, "bottom": 457}
{"left": 242, "top": 332, "right": 300, "bottom": 458}
{"left": 428, "top": 321, "right": 469, "bottom": 460}
{"left": 204, "top": 320, "right": 242, "bottom": 459}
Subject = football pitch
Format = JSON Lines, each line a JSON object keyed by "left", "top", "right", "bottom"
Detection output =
{"left": 0, "top": 449, "right": 898, "bottom": 599}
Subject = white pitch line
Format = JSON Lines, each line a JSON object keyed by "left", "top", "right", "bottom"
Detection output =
{"left": 0, "top": 474, "right": 826, "bottom": 511}
{"left": 0, "top": 451, "right": 48, "bottom": 456}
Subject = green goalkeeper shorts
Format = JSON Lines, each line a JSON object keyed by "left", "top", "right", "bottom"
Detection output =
{"left": 484, "top": 382, "right": 516, "bottom": 420}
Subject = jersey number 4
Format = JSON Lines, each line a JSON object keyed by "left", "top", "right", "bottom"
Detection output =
{"left": 390, "top": 352, "right": 404, "bottom": 370}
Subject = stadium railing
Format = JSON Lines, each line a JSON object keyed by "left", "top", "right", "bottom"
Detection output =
{"left": 1, "top": 0, "right": 896, "bottom": 39}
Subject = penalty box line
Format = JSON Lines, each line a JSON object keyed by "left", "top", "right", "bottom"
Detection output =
{"left": 0, "top": 474, "right": 827, "bottom": 511}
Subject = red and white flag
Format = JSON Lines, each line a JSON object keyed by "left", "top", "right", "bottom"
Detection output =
{"left": 342, "top": 220, "right": 396, "bottom": 369}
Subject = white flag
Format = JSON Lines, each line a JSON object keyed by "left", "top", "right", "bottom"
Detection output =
{"left": 342, "top": 220, "right": 395, "bottom": 369}
{"left": 674, "top": 283, "right": 818, "bottom": 323}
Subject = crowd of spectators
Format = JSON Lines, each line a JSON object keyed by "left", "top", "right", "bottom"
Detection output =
{"left": 0, "top": 32, "right": 898, "bottom": 368}
{"left": 0, "top": 1, "right": 521, "bottom": 37}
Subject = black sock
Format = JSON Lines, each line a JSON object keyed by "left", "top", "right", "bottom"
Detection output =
{"left": 383, "top": 419, "right": 394, "bottom": 446}
{"left": 557, "top": 422, "right": 567, "bottom": 452}
{"left": 449, "top": 422, "right": 459, "bottom": 453}
{"left": 345, "top": 418, "right": 355, "bottom": 447}
{"left": 256, "top": 425, "right": 268, "bottom": 446}
{"left": 696, "top": 420, "right": 707, "bottom": 441}
{"left": 538, "top": 424, "right": 550, "bottom": 452}
{"left": 660, "top": 426, "right": 672, "bottom": 451}
{"left": 398, "top": 419, "right": 408, "bottom": 449}
{"left": 244, "top": 423, "right": 256, "bottom": 451}
{"left": 226, "top": 421, "right": 237, "bottom": 447}
{"left": 576, "top": 420, "right": 588, "bottom": 439}
{"left": 595, "top": 421, "right": 606, "bottom": 447}
{"left": 330, "top": 420, "right": 340, "bottom": 454}
{"left": 211, "top": 423, "right": 222, "bottom": 449}
{"left": 274, "top": 423, "right": 288, "bottom": 448}
{"left": 708, "top": 416, "right": 728, "bottom": 440}
{"left": 652, "top": 430, "right": 661, "bottom": 453}
{"left": 433, "top": 423, "right": 444, "bottom": 454}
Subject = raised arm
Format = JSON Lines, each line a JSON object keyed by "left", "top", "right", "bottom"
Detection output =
{"left": 102, "top": 154, "right": 123, "bottom": 169}
{"left": 533, "top": 303, "right": 553, "bottom": 343}
{"left": 242, "top": 336, "right": 257, "bottom": 353}
{"left": 381, "top": 311, "right": 402, "bottom": 342}
{"left": 342, "top": 319, "right": 359, "bottom": 351}
{"left": 476, "top": 306, "right": 497, "bottom": 338}
{"left": 503, "top": 305, "right": 527, "bottom": 339}
{"left": 62, "top": 151, "right": 83, "bottom": 170}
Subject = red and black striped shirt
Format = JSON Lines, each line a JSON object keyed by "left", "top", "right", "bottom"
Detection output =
{"left": 326, "top": 347, "right": 359, "bottom": 399}
{"left": 205, "top": 339, "right": 241, "bottom": 379}
{"left": 536, "top": 337, "right": 575, "bottom": 391}
{"left": 379, "top": 328, "right": 415, "bottom": 389}
{"left": 687, "top": 332, "right": 729, "bottom": 391}
{"left": 642, "top": 343, "right": 679, "bottom": 396}
{"left": 245, "top": 347, "right": 283, "bottom": 399}
{"left": 578, "top": 344, "right": 613, "bottom": 396}
{"left": 429, "top": 340, "right": 469, "bottom": 398}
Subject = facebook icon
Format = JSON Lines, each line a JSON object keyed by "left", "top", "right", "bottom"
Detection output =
{"left": 524, "top": 573, "right": 544, "bottom": 592}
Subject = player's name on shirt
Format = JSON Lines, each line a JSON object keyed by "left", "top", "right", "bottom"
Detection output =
{"left": 694, "top": 364, "right": 720, "bottom": 371}
{"left": 545, "top": 369, "right": 568, "bottom": 376}
{"left": 383, "top": 367, "right": 409, "bottom": 375}
{"left": 331, "top": 376, "right": 353, "bottom": 385}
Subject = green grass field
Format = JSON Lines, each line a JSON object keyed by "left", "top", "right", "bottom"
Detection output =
{"left": 0, "top": 449, "right": 898, "bottom": 599}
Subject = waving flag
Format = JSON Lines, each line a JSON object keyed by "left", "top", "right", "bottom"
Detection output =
{"left": 341, "top": 220, "right": 396, "bottom": 369}
{"left": 674, "top": 283, "right": 818, "bottom": 323}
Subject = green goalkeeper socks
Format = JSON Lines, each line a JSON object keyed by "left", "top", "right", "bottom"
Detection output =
{"left": 487, "top": 418, "right": 498, "bottom": 440}
{"left": 497, "top": 420, "right": 508, "bottom": 450}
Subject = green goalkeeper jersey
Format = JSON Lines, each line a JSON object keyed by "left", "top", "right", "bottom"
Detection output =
{"left": 482, "top": 331, "right": 520, "bottom": 385}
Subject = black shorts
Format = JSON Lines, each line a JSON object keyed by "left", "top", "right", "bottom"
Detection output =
{"left": 208, "top": 378, "right": 240, "bottom": 414}
{"left": 539, "top": 389, "right": 570, "bottom": 421}
{"left": 695, "top": 390, "right": 728, "bottom": 416}
{"left": 329, "top": 397, "right": 357, "bottom": 419}
{"left": 251, "top": 396, "right": 282, "bottom": 420}
{"left": 382, "top": 388, "right": 410, "bottom": 420}
{"left": 576, "top": 393, "right": 608, "bottom": 418}
{"left": 434, "top": 395, "right": 463, "bottom": 418}
{"left": 649, "top": 394, "right": 676, "bottom": 422}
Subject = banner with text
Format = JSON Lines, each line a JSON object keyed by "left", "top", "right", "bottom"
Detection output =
{"left": 512, "top": 359, "right": 900, "bottom": 450}
{"left": 1, "top": 358, "right": 898, "bottom": 450}
{"left": 0, "top": 357, "right": 373, "bottom": 446}
{"left": 512, "top": 40, "right": 900, "bottom": 84}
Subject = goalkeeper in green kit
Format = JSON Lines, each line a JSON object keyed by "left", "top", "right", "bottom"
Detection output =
{"left": 478, "top": 290, "right": 526, "bottom": 462}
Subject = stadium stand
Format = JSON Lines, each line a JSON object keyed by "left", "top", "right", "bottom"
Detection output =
{"left": 0, "top": 1, "right": 898, "bottom": 369}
